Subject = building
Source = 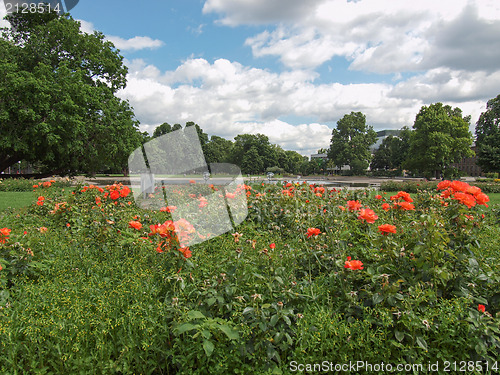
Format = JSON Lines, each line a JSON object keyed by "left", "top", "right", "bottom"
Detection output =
{"left": 370, "top": 129, "right": 401, "bottom": 152}
{"left": 451, "top": 143, "right": 482, "bottom": 177}
{"left": 310, "top": 153, "right": 328, "bottom": 162}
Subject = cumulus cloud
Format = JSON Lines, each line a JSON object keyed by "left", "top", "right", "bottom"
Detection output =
{"left": 0, "top": 5, "right": 9, "bottom": 28}
{"left": 106, "top": 35, "right": 164, "bottom": 51}
{"left": 202, "top": 0, "right": 325, "bottom": 26}
{"left": 390, "top": 68, "right": 500, "bottom": 103}
{"left": 119, "top": 57, "right": 435, "bottom": 155}
{"left": 208, "top": 0, "right": 500, "bottom": 75}
{"left": 77, "top": 19, "right": 164, "bottom": 51}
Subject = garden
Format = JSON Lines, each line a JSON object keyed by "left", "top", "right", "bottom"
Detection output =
{"left": 0, "top": 178, "right": 499, "bottom": 374}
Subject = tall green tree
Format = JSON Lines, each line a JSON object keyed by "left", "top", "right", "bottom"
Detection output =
{"left": 0, "top": 9, "right": 141, "bottom": 175}
{"left": 327, "top": 112, "right": 377, "bottom": 175}
{"left": 152, "top": 123, "right": 173, "bottom": 138}
{"left": 204, "top": 135, "right": 233, "bottom": 165}
{"left": 404, "top": 103, "right": 473, "bottom": 179}
{"left": 285, "top": 150, "right": 306, "bottom": 174}
{"left": 230, "top": 134, "right": 276, "bottom": 174}
{"left": 370, "top": 129, "right": 411, "bottom": 171}
{"left": 475, "top": 94, "right": 500, "bottom": 174}
{"left": 241, "top": 146, "right": 263, "bottom": 175}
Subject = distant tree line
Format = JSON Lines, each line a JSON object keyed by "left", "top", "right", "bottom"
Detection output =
{"left": 2, "top": 9, "right": 499, "bottom": 178}
{"left": 328, "top": 97, "right": 500, "bottom": 179}
{"left": 146, "top": 122, "right": 311, "bottom": 176}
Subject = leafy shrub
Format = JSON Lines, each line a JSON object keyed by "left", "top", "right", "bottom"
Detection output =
{"left": 0, "top": 178, "right": 72, "bottom": 192}
{"left": 0, "top": 180, "right": 499, "bottom": 373}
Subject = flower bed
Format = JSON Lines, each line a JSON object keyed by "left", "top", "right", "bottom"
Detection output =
{"left": 0, "top": 180, "right": 499, "bottom": 374}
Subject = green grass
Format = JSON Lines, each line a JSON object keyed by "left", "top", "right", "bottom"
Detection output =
{"left": 0, "top": 192, "right": 35, "bottom": 211}
{"left": 488, "top": 193, "right": 500, "bottom": 206}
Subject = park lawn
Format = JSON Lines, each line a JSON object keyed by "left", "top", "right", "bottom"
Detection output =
{"left": 0, "top": 192, "right": 35, "bottom": 211}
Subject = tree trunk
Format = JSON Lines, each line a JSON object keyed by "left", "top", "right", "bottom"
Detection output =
{"left": 0, "top": 155, "right": 21, "bottom": 174}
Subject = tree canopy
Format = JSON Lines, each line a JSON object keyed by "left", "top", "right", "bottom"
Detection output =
{"left": 475, "top": 94, "right": 500, "bottom": 174}
{"left": 0, "top": 9, "right": 141, "bottom": 175}
{"left": 370, "top": 128, "right": 411, "bottom": 171}
{"left": 327, "top": 112, "right": 377, "bottom": 174}
{"left": 404, "top": 103, "right": 473, "bottom": 179}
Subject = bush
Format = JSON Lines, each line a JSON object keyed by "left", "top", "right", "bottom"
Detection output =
{"left": 0, "top": 178, "right": 72, "bottom": 192}
{"left": 0, "top": 180, "right": 498, "bottom": 373}
{"left": 484, "top": 172, "right": 499, "bottom": 179}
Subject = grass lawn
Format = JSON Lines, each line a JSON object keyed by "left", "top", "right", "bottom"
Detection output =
{"left": 0, "top": 192, "right": 35, "bottom": 211}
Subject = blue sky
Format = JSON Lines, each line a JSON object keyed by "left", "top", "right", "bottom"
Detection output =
{"left": 2, "top": 0, "right": 500, "bottom": 156}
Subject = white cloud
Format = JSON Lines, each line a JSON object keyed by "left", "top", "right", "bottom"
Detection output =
{"left": 119, "top": 58, "right": 437, "bottom": 155}
{"left": 208, "top": 0, "right": 500, "bottom": 75}
{"left": 77, "top": 19, "right": 95, "bottom": 34}
{"left": 0, "top": 4, "right": 10, "bottom": 28}
{"left": 202, "top": 0, "right": 325, "bottom": 26}
{"left": 76, "top": 19, "right": 164, "bottom": 51}
{"left": 106, "top": 35, "right": 164, "bottom": 51}
{"left": 390, "top": 68, "right": 500, "bottom": 103}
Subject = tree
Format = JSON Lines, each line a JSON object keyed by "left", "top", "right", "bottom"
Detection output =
{"left": 370, "top": 129, "right": 411, "bottom": 171}
{"left": 284, "top": 150, "right": 306, "bottom": 174}
{"left": 327, "top": 112, "right": 377, "bottom": 175}
{"left": 370, "top": 136, "right": 393, "bottom": 170}
{"left": 475, "top": 94, "right": 500, "bottom": 174}
{"left": 241, "top": 147, "right": 263, "bottom": 175}
{"left": 0, "top": 9, "right": 141, "bottom": 175}
{"left": 204, "top": 135, "right": 233, "bottom": 164}
{"left": 230, "top": 134, "right": 275, "bottom": 174}
{"left": 152, "top": 123, "right": 173, "bottom": 138}
{"left": 404, "top": 103, "right": 473, "bottom": 179}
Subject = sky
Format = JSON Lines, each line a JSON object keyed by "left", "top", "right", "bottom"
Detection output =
{"left": 2, "top": 0, "right": 500, "bottom": 156}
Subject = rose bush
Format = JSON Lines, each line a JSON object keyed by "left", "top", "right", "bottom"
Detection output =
{"left": 0, "top": 179, "right": 498, "bottom": 373}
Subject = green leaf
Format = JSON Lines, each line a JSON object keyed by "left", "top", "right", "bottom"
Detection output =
{"left": 372, "top": 293, "right": 384, "bottom": 305}
{"left": 242, "top": 307, "right": 254, "bottom": 315}
{"left": 283, "top": 315, "right": 291, "bottom": 326}
{"left": 272, "top": 366, "right": 283, "bottom": 374}
{"left": 395, "top": 330, "right": 404, "bottom": 342}
{"left": 261, "top": 303, "right": 271, "bottom": 309}
{"left": 416, "top": 336, "right": 427, "bottom": 351}
{"left": 175, "top": 323, "right": 196, "bottom": 335}
{"left": 218, "top": 324, "right": 239, "bottom": 340}
{"left": 270, "top": 314, "right": 279, "bottom": 327}
{"left": 203, "top": 340, "right": 215, "bottom": 357}
{"left": 259, "top": 322, "right": 267, "bottom": 332}
{"left": 187, "top": 310, "right": 205, "bottom": 320}
{"left": 207, "top": 297, "right": 216, "bottom": 306}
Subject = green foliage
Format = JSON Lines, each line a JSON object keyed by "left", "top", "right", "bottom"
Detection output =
{"left": 476, "top": 94, "right": 500, "bottom": 174}
{"left": 328, "top": 112, "right": 377, "bottom": 174}
{"left": 0, "top": 181, "right": 499, "bottom": 373}
{"left": 371, "top": 128, "right": 411, "bottom": 171}
{"left": 380, "top": 180, "right": 500, "bottom": 194}
{"left": 0, "top": 11, "right": 141, "bottom": 175}
{"left": 405, "top": 103, "right": 473, "bottom": 179}
{"left": 0, "top": 178, "right": 72, "bottom": 192}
